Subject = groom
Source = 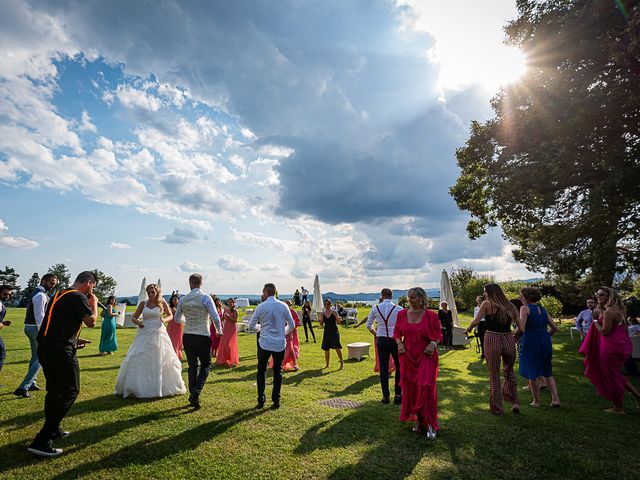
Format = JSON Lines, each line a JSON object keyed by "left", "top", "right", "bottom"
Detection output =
{"left": 174, "top": 274, "right": 222, "bottom": 409}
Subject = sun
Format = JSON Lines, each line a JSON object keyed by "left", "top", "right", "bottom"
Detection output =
{"left": 436, "top": 44, "right": 527, "bottom": 93}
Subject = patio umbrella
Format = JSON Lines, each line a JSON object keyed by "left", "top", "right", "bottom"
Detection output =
{"left": 137, "top": 277, "right": 148, "bottom": 305}
{"left": 440, "top": 269, "right": 469, "bottom": 346}
{"left": 312, "top": 274, "right": 323, "bottom": 316}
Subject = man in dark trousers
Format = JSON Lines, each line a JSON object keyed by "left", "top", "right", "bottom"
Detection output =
{"left": 366, "top": 288, "right": 402, "bottom": 404}
{"left": 28, "top": 271, "right": 98, "bottom": 457}
{"left": 173, "top": 273, "right": 222, "bottom": 409}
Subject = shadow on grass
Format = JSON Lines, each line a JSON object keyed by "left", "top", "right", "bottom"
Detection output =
{"left": 0, "top": 393, "right": 160, "bottom": 431}
{"left": 285, "top": 368, "right": 326, "bottom": 386}
{"left": 327, "top": 375, "right": 379, "bottom": 397}
{"left": 45, "top": 407, "right": 268, "bottom": 479}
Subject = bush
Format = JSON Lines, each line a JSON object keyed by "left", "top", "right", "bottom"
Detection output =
{"left": 540, "top": 295, "right": 563, "bottom": 319}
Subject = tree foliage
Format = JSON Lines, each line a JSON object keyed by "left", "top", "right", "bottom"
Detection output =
{"left": 0, "top": 265, "right": 20, "bottom": 287}
{"left": 47, "top": 264, "right": 71, "bottom": 290}
{"left": 91, "top": 269, "right": 117, "bottom": 303}
{"left": 449, "top": 267, "right": 494, "bottom": 311}
{"left": 19, "top": 272, "right": 40, "bottom": 307}
{"left": 451, "top": 0, "right": 640, "bottom": 288}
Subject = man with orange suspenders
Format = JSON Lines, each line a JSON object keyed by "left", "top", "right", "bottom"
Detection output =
{"left": 28, "top": 271, "right": 98, "bottom": 457}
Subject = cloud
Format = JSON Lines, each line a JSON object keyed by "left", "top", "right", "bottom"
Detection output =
{"left": 260, "top": 263, "right": 280, "bottom": 271}
{"left": 218, "top": 255, "right": 252, "bottom": 271}
{"left": 114, "top": 84, "right": 162, "bottom": 112}
{"left": 0, "top": 218, "right": 39, "bottom": 249}
{"left": 178, "top": 260, "right": 202, "bottom": 272}
{"left": 162, "top": 227, "right": 200, "bottom": 244}
{"left": 0, "top": 235, "right": 39, "bottom": 249}
{"left": 79, "top": 110, "right": 97, "bottom": 133}
{"left": 109, "top": 242, "right": 132, "bottom": 249}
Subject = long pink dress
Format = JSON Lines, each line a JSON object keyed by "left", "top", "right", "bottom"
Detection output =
{"left": 210, "top": 306, "right": 223, "bottom": 355}
{"left": 579, "top": 318, "right": 632, "bottom": 406}
{"left": 374, "top": 335, "right": 396, "bottom": 373}
{"left": 216, "top": 307, "right": 239, "bottom": 367}
{"left": 166, "top": 309, "right": 183, "bottom": 360}
{"left": 282, "top": 309, "right": 301, "bottom": 371}
{"left": 394, "top": 309, "right": 442, "bottom": 430}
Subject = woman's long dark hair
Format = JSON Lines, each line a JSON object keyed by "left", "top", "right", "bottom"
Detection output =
{"left": 484, "top": 283, "right": 518, "bottom": 326}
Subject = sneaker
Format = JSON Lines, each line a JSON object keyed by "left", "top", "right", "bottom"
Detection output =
{"left": 270, "top": 402, "right": 280, "bottom": 410}
{"left": 28, "top": 384, "right": 42, "bottom": 391}
{"left": 425, "top": 425, "right": 437, "bottom": 440}
{"left": 393, "top": 395, "right": 402, "bottom": 405}
{"left": 188, "top": 395, "right": 201, "bottom": 409}
{"left": 13, "top": 388, "right": 31, "bottom": 398}
{"left": 28, "top": 441, "right": 63, "bottom": 457}
{"left": 51, "top": 429, "right": 70, "bottom": 440}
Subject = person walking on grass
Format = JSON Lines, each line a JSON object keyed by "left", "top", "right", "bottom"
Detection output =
{"left": 15, "top": 273, "right": 58, "bottom": 398}
{"left": 516, "top": 287, "right": 560, "bottom": 408}
{"left": 249, "top": 283, "right": 294, "bottom": 409}
{"left": 173, "top": 274, "right": 222, "bottom": 409}
{"left": 28, "top": 271, "right": 98, "bottom": 457}
{"left": 366, "top": 288, "right": 402, "bottom": 404}
{"left": 466, "top": 283, "right": 520, "bottom": 416}
{"left": 579, "top": 286, "right": 640, "bottom": 414}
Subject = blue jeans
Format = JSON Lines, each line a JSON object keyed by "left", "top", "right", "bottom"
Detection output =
{"left": 18, "top": 325, "right": 40, "bottom": 390}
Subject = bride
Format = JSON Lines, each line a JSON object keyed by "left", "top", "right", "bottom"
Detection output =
{"left": 115, "top": 284, "right": 186, "bottom": 398}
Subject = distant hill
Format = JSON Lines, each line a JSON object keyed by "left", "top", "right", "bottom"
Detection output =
{"left": 116, "top": 289, "right": 440, "bottom": 306}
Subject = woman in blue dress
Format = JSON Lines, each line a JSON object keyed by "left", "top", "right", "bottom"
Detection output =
{"left": 99, "top": 295, "right": 119, "bottom": 355}
{"left": 517, "top": 287, "right": 560, "bottom": 407}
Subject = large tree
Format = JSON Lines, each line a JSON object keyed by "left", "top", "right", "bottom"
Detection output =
{"left": 47, "top": 264, "right": 71, "bottom": 290}
{"left": 451, "top": 0, "right": 640, "bottom": 287}
{"left": 91, "top": 269, "right": 117, "bottom": 303}
{"left": 0, "top": 265, "right": 20, "bottom": 287}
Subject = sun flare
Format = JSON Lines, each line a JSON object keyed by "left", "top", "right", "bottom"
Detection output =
{"left": 437, "top": 44, "right": 527, "bottom": 92}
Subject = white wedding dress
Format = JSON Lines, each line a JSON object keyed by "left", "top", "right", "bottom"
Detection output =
{"left": 115, "top": 304, "right": 186, "bottom": 398}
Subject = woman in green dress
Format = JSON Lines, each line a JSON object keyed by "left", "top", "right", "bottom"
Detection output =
{"left": 99, "top": 295, "right": 119, "bottom": 355}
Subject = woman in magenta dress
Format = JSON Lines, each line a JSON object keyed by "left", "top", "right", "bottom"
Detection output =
{"left": 210, "top": 296, "right": 223, "bottom": 357}
{"left": 282, "top": 302, "right": 301, "bottom": 371}
{"left": 394, "top": 287, "right": 442, "bottom": 440}
{"left": 216, "top": 298, "right": 239, "bottom": 367}
{"left": 166, "top": 294, "right": 183, "bottom": 360}
{"left": 579, "top": 286, "right": 640, "bottom": 414}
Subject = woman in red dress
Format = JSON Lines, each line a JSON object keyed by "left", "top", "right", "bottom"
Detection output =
{"left": 282, "top": 301, "right": 301, "bottom": 371}
{"left": 394, "top": 286, "right": 442, "bottom": 439}
{"left": 580, "top": 286, "right": 640, "bottom": 413}
{"left": 166, "top": 294, "right": 184, "bottom": 360}
{"left": 210, "top": 296, "right": 223, "bottom": 357}
{"left": 216, "top": 298, "right": 239, "bottom": 367}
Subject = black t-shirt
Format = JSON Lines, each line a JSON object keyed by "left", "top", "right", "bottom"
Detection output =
{"left": 37, "top": 289, "right": 92, "bottom": 347}
{"left": 438, "top": 309, "right": 453, "bottom": 327}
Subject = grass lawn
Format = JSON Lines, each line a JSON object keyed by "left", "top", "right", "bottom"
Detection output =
{"left": 1, "top": 306, "right": 639, "bottom": 479}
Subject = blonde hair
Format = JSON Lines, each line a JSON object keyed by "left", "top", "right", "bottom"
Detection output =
{"left": 146, "top": 283, "right": 162, "bottom": 305}
{"left": 598, "top": 286, "right": 627, "bottom": 324}
{"left": 408, "top": 287, "right": 428, "bottom": 309}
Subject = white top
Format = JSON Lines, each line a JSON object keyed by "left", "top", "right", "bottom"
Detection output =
{"left": 32, "top": 286, "right": 49, "bottom": 329}
{"left": 366, "top": 299, "right": 401, "bottom": 337}
{"left": 474, "top": 306, "right": 485, "bottom": 322}
{"left": 301, "top": 288, "right": 309, "bottom": 295}
{"left": 248, "top": 296, "right": 294, "bottom": 352}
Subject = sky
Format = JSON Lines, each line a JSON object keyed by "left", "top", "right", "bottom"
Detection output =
{"left": 0, "top": 0, "right": 535, "bottom": 296}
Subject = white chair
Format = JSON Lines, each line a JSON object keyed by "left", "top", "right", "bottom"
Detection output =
{"left": 345, "top": 309, "right": 358, "bottom": 326}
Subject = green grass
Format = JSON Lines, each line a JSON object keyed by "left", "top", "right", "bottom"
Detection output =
{"left": 0, "top": 307, "right": 639, "bottom": 479}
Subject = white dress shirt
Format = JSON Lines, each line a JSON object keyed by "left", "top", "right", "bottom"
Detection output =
{"left": 366, "top": 299, "right": 401, "bottom": 338}
{"left": 248, "top": 296, "right": 295, "bottom": 352}
{"left": 31, "top": 286, "right": 49, "bottom": 329}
